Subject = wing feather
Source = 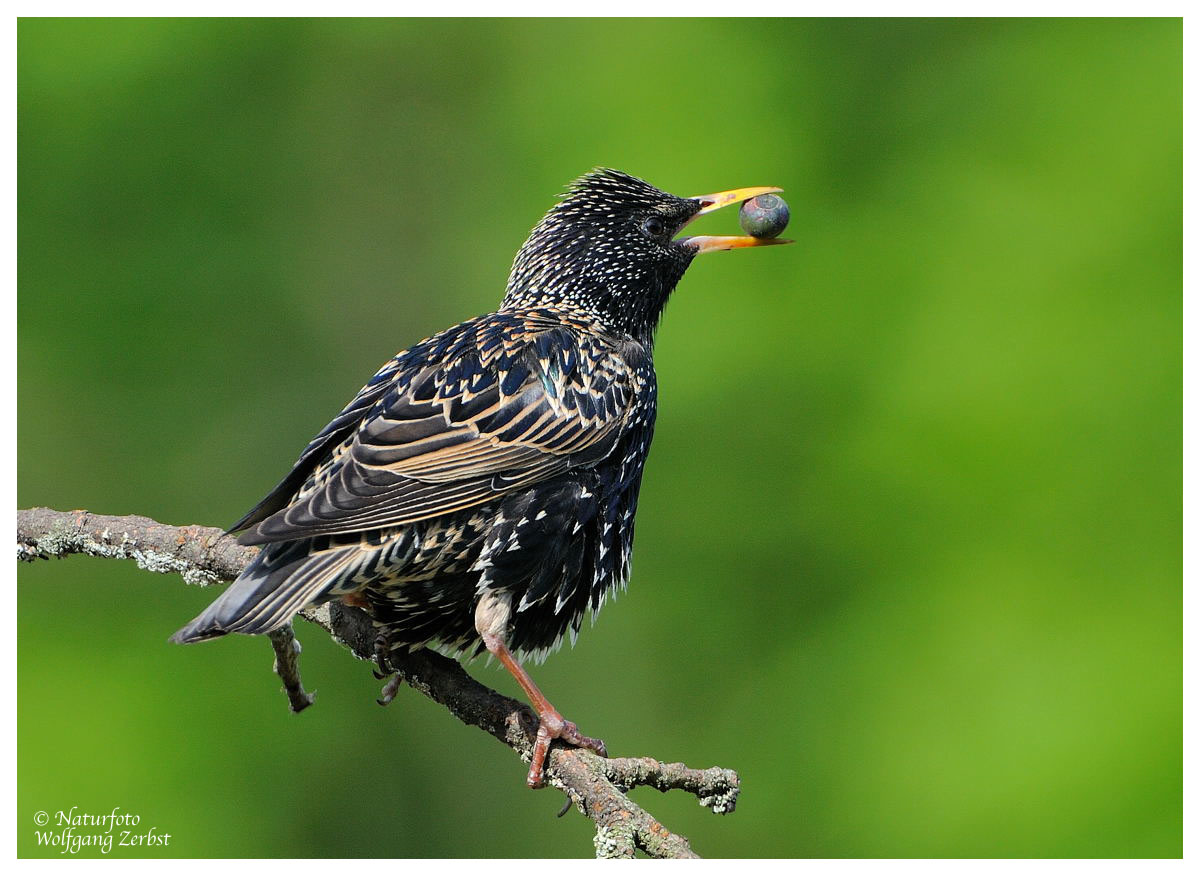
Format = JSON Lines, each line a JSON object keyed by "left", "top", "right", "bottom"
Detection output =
{"left": 236, "top": 313, "right": 644, "bottom": 546}
{"left": 226, "top": 354, "right": 407, "bottom": 533}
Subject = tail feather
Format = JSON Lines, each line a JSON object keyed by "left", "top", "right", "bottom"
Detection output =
{"left": 170, "top": 541, "right": 357, "bottom": 644}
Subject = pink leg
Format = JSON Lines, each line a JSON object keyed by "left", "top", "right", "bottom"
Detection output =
{"left": 480, "top": 632, "right": 608, "bottom": 788}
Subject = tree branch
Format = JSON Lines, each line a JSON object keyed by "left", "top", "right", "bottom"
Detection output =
{"left": 16, "top": 506, "right": 739, "bottom": 858}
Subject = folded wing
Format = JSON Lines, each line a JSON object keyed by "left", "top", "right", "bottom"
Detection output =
{"left": 235, "top": 315, "right": 642, "bottom": 546}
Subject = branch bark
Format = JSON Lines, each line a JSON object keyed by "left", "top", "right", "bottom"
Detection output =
{"left": 16, "top": 506, "right": 739, "bottom": 858}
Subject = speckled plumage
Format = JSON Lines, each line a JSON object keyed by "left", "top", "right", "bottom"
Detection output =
{"left": 207, "top": 308, "right": 654, "bottom": 659}
{"left": 172, "top": 168, "right": 786, "bottom": 785}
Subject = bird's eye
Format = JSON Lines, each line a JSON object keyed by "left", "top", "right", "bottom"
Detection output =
{"left": 641, "top": 216, "right": 666, "bottom": 238}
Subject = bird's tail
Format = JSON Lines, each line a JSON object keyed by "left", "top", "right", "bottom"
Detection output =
{"left": 169, "top": 540, "right": 356, "bottom": 644}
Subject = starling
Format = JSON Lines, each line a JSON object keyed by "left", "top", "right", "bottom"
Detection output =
{"left": 172, "top": 168, "right": 790, "bottom": 787}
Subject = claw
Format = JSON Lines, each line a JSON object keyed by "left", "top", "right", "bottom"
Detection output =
{"left": 371, "top": 631, "right": 403, "bottom": 702}
{"left": 376, "top": 673, "right": 404, "bottom": 707}
{"left": 373, "top": 632, "right": 394, "bottom": 676}
{"left": 525, "top": 708, "right": 608, "bottom": 788}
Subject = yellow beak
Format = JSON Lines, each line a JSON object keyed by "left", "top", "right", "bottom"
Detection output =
{"left": 678, "top": 185, "right": 793, "bottom": 253}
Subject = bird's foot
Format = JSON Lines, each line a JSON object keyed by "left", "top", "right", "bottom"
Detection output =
{"left": 526, "top": 707, "right": 608, "bottom": 789}
{"left": 371, "top": 631, "right": 404, "bottom": 705}
{"left": 474, "top": 626, "right": 607, "bottom": 788}
{"left": 372, "top": 631, "right": 393, "bottom": 680}
{"left": 377, "top": 673, "right": 404, "bottom": 707}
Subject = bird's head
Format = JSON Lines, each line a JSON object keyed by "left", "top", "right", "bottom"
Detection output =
{"left": 503, "top": 168, "right": 789, "bottom": 341}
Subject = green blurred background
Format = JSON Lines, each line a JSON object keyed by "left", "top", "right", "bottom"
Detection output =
{"left": 17, "top": 18, "right": 1181, "bottom": 858}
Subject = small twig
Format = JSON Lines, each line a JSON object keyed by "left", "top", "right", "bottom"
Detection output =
{"left": 15, "top": 506, "right": 257, "bottom": 584}
{"left": 268, "top": 625, "right": 316, "bottom": 713}
{"left": 17, "top": 506, "right": 740, "bottom": 858}
{"left": 600, "top": 757, "right": 740, "bottom": 814}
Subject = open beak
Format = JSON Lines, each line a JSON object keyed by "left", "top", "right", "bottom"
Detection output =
{"left": 678, "top": 185, "right": 793, "bottom": 253}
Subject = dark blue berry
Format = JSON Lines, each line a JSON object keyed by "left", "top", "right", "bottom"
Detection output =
{"left": 739, "top": 194, "right": 790, "bottom": 239}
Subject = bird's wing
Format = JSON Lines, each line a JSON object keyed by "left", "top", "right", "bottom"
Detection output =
{"left": 226, "top": 354, "right": 408, "bottom": 533}
{"left": 236, "top": 314, "right": 645, "bottom": 545}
